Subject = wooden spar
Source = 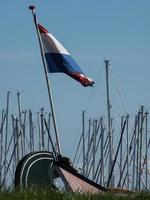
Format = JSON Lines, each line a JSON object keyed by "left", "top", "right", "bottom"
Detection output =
{"left": 139, "top": 106, "right": 143, "bottom": 190}
{"left": 92, "top": 120, "right": 96, "bottom": 181}
{"left": 0, "top": 110, "right": 6, "bottom": 186}
{"left": 40, "top": 108, "right": 45, "bottom": 150}
{"left": 132, "top": 115, "right": 137, "bottom": 190}
{"left": 37, "top": 112, "right": 41, "bottom": 151}
{"left": 4, "top": 91, "right": 10, "bottom": 188}
{"left": 47, "top": 113, "right": 51, "bottom": 151}
{"left": 118, "top": 116, "right": 124, "bottom": 187}
{"left": 29, "top": 110, "right": 33, "bottom": 151}
{"left": 136, "top": 111, "right": 140, "bottom": 190}
{"left": 17, "top": 91, "right": 24, "bottom": 157}
{"left": 16, "top": 118, "right": 20, "bottom": 163}
{"left": 12, "top": 115, "right": 16, "bottom": 176}
{"left": 145, "top": 111, "right": 148, "bottom": 189}
{"left": 126, "top": 115, "right": 129, "bottom": 189}
{"left": 29, "top": 6, "right": 61, "bottom": 155}
{"left": 82, "top": 111, "right": 85, "bottom": 176}
{"left": 29, "top": 110, "right": 34, "bottom": 152}
{"left": 139, "top": 108, "right": 145, "bottom": 189}
{"left": 31, "top": 110, "right": 34, "bottom": 151}
{"left": 85, "top": 119, "right": 92, "bottom": 177}
{"left": 22, "top": 110, "right": 27, "bottom": 155}
{"left": 100, "top": 117, "right": 104, "bottom": 186}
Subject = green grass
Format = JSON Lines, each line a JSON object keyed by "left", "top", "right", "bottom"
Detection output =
{"left": 0, "top": 188, "right": 149, "bottom": 200}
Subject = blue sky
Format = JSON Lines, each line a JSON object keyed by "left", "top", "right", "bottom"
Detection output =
{"left": 0, "top": 1, "right": 150, "bottom": 157}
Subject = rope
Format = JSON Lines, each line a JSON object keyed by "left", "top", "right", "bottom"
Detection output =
{"left": 84, "top": 61, "right": 105, "bottom": 112}
{"left": 109, "top": 65, "right": 129, "bottom": 115}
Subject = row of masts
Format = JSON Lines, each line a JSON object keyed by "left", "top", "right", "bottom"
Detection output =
{"left": 0, "top": 92, "right": 55, "bottom": 189}
{"left": 0, "top": 58, "right": 149, "bottom": 191}
{"left": 73, "top": 60, "right": 150, "bottom": 190}
{"left": 1, "top": 93, "right": 149, "bottom": 190}
{"left": 73, "top": 106, "right": 150, "bottom": 191}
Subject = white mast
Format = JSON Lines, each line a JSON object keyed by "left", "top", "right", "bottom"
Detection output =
{"left": 29, "top": 6, "right": 61, "bottom": 155}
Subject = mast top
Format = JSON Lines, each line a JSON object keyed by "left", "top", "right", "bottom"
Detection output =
{"left": 104, "top": 59, "right": 110, "bottom": 66}
{"left": 29, "top": 5, "right": 35, "bottom": 10}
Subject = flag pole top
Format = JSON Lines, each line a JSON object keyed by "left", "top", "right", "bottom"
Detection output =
{"left": 29, "top": 5, "right": 35, "bottom": 10}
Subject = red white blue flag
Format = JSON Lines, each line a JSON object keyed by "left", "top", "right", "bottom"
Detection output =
{"left": 38, "top": 24, "right": 95, "bottom": 87}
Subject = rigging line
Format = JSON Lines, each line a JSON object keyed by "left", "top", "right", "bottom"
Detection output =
{"left": 74, "top": 128, "right": 89, "bottom": 168}
{"left": 111, "top": 106, "right": 121, "bottom": 130}
{"left": 70, "top": 125, "right": 82, "bottom": 162}
{"left": 73, "top": 61, "right": 105, "bottom": 164}
{"left": 73, "top": 131, "right": 83, "bottom": 165}
{"left": 106, "top": 64, "right": 137, "bottom": 138}
{"left": 84, "top": 61, "right": 104, "bottom": 112}
{"left": 70, "top": 112, "right": 84, "bottom": 162}
{"left": 109, "top": 65, "right": 129, "bottom": 117}
{"left": 109, "top": 65, "right": 138, "bottom": 142}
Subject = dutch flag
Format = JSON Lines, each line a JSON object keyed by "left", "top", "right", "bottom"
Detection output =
{"left": 38, "top": 24, "right": 95, "bottom": 87}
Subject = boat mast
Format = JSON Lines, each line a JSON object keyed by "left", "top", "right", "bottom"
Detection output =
{"left": 82, "top": 111, "right": 85, "bottom": 176}
{"left": 104, "top": 60, "right": 113, "bottom": 186}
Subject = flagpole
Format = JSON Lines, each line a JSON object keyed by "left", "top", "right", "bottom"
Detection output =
{"left": 28, "top": 5, "right": 61, "bottom": 155}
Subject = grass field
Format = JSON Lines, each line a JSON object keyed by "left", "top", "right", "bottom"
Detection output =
{"left": 0, "top": 188, "right": 149, "bottom": 200}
